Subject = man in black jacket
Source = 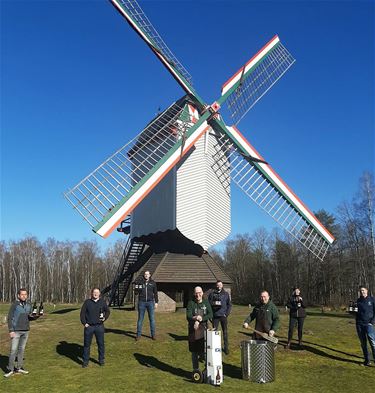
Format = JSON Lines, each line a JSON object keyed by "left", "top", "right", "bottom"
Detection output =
{"left": 135, "top": 271, "right": 158, "bottom": 340}
{"left": 4, "top": 288, "right": 38, "bottom": 378}
{"left": 286, "top": 287, "right": 306, "bottom": 349}
{"left": 208, "top": 280, "right": 231, "bottom": 354}
{"left": 80, "top": 288, "right": 110, "bottom": 368}
{"left": 356, "top": 285, "right": 375, "bottom": 366}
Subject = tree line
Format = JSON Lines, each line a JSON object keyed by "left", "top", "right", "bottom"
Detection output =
{"left": 0, "top": 171, "right": 373, "bottom": 306}
{"left": 213, "top": 171, "right": 375, "bottom": 306}
{"left": 0, "top": 237, "right": 126, "bottom": 304}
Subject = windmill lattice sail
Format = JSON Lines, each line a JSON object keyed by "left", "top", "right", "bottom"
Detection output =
{"left": 64, "top": 99, "right": 209, "bottom": 237}
{"left": 111, "top": 0, "right": 194, "bottom": 90}
{"left": 65, "top": 0, "right": 335, "bottom": 261}
{"left": 211, "top": 127, "right": 334, "bottom": 260}
{"left": 220, "top": 36, "right": 295, "bottom": 125}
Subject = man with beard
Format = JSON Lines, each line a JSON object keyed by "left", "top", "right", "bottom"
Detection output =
{"left": 208, "top": 280, "right": 231, "bottom": 354}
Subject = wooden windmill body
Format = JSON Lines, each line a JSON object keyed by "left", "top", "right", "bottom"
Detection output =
{"left": 130, "top": 97, "right": 231, "bottom": 251}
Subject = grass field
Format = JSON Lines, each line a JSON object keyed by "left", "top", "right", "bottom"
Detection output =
{"left": 0, "top": 303, "right": 374, "bottom": 393}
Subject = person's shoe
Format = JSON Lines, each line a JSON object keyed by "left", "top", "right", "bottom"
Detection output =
{"left": 99, "top": 362, "right": 105, "bottom": 367}
{"left": 285, "top": 342, "right": 291, "bottom": 350}
{"left": 135, "top": 336, "right": 141, "bottom": 341}
{"left": 151, "top": 336, "right": 157, "bottom": 341}
{"left": 82, "top": 363, "right": 88, "bottom": 368}
{"left": 15, "top": 368, "right": 29, "bottom": 375}
{"left": 363, "top": 361, "right": 371, "bottom": 367}
{"left": 4, "top": 369, "right": 14, "bottom": 378}
{"left": 223, "top": 348, "right": 229, "bottom": 355}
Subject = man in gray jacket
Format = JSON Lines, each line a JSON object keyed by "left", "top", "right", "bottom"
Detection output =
{"left": 4, "top": 288, "right": 37, "bottom": 378}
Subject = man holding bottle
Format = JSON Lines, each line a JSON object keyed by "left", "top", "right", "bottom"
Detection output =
{"left": 80, "top": 287, "right": 110, "bottom": 368}
{"left": 186, "top": 286, "right": 213, "bottom": 370}
{"left": 286, "top": 287, "right": 306, "bottom": 349}
{"left": 4, "top": 288, "right": 38, "bottom": 378}
{"left": 208, "top": 280, "right": 232, "bottom": 354}
{"left": 356, "top": 285, "right": 375, "bottom": 366}
{"left": 135, "top": 270, "right": 158, "bottom": 341}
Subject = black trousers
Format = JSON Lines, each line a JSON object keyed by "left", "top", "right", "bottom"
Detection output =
{"left": 83, "top": 324, "right": 105, "bottom": 364}
{"left": 213, "top": 316, "right": 228, "bottom": 350}
{"left": 288, "top": 316, "right": 305, "bottom": 342}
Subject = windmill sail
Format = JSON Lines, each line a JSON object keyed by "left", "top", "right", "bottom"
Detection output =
{"left": 211, "top": 125, "right": 334, "bottom": 260}
{"left": 219, "top": 35, "right": 295, "bottom": 125}
{"left": 64, "top": 99, "right": 211, "bottom": 238}
{"left": 110, "top": 0, "right": 200, "bottom": 100}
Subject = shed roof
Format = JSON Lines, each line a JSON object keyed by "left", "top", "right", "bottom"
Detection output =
{"left": 135, "top": 252, "right": 233, "bottom": 284}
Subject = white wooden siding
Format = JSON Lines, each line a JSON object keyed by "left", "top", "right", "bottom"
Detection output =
{"left": 176, "top": 131, "right": 231, "bottom": 249}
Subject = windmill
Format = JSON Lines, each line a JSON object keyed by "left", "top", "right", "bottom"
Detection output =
{"left": 64, "top": 0, "right": 335, "bottom": 306}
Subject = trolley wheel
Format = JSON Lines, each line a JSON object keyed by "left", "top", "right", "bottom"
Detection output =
{"left": 192, "top": 369, "right": 203, "bottom": 383}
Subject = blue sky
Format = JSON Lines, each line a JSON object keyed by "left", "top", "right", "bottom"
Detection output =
{"left": 1, "top": 0, "right": 374, "bottom": 250}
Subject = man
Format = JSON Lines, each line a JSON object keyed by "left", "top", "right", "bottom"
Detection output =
{"left": 186, "top": 286, "right": 213, "bottom": 370}
{"left": 355, "top": 285, "right": 375, "bottom": 366}
{"left": 286, "top": 287, "right": 306, "bottom": 349}
{"left": 80, "top": 287, "right": 110, "bottom": 368}
{"left": 208, "top": 280, "right": 232, "bottom": 354}
{"left": 243, "top": 290, "right": 280, "bottom": 339}
{"left": 135, "top": 270, "right": 158, "bottom": 340}
{"left": 5, "top": 288, "right": 37, "bottom": 378}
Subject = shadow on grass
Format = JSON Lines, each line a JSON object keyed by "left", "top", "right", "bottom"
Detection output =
{"left": 105, "top": 327, "right": 138, "bottom": 339}
{"left": 108, "top": 306, "right": 134, "bottom": 312}
{"left": 0, "top": 354, "right": 8, "bottom": 372}
{"left": 302, "top": 344, "right": 362, "bottom": 364}
{"left": 298, "top": 339, "right": 362, "bottom": 359}
{"left": 222, "top": 362, "right": 242, "bottom": 379}
{"left": 238, "top": 331, "right": 363, "bottom": 362}
{"left": 51, "top": 308, "right": 79, "bottom": 315}
{"left": 134, "top": 353, "right": 191, "bottom": 381}
{"left": 168, "top": 333, "right": 188, "bottom": 341}
{"left": 56, "top": 341, "right": 100, "bottom": 365}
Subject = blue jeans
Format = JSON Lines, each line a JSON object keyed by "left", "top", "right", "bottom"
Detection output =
{"left": 356, "top": 323, "right": 375, "bottom": 363}
{"left": 137, "top": 301, "right": 155, "bottom": 337}
{"left": 7, "top": 331, "right": 29, "bottom": 370}
{"left": 83, "top": 324, "right": 105, "bottom": 364}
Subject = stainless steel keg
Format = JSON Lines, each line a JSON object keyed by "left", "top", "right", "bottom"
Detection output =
{"left": 240, "top": 340, "right": 275, "bottom": 383}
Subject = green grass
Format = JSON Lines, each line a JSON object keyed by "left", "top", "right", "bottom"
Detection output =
{"left": 0, "top": 304, "right": 374, "bottom": 393}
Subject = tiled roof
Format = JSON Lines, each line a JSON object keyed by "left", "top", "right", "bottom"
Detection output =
{"left": 135, "top": 252, "right": 232, "bottom": 284}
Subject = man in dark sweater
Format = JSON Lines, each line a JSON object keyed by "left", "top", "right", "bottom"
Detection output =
{"left": 80, "top": 288, "right": 110, "bottom": 368}
{"left": 208, "top": 280, "right": 232, "bottom": 354}
{"left": 4, "top": 288, "right": 38, "bottom": 378}
{"left": 135, "top": 270, "right": 158, "bottom": 340}
{"left": 243, "top": 290, "right": 280, "bottom": 339}
{"left": 356, "top": 285, "right": 375, "bottom": 366}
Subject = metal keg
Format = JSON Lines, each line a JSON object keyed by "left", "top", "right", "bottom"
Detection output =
{"left": 240, "top": 340, "right": 275, "bottom": 383}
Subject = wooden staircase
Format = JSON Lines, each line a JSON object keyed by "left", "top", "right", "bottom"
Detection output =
{"left": 102, "top": 238, "right": 153, "bottom": 306}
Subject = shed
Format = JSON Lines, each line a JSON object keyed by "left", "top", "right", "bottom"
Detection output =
{"left": 133, "top": 251, "right": 232, "bottom": 311}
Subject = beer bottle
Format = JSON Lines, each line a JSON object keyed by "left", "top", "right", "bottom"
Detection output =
{"left": 32, "top": 301, "right": 38, "bottom": 316}
{"left": 38, "top": 302, "right": 44, "bottom": 316}
{"left": 216, "top": 367, "right": 221, "bottom": 384}
{"left": 99, "top": 307, "right": 105, "bottom": 321}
